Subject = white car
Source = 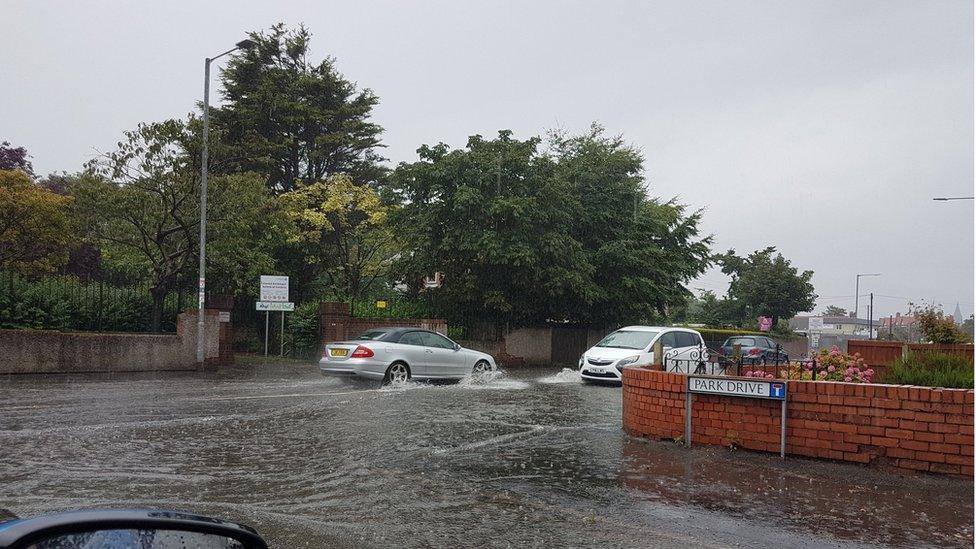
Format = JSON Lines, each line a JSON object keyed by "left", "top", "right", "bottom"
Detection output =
{"left": 579, "top": 326, "right": 709, "bottom": 383}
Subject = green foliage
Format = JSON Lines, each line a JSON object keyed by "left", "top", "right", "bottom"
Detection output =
{"left": 278, "top": 175, "right": 396, "bottom": 303}
{"left": 388, "top": 126, "right": 710, "bottom": 328}
{"left": 716, "top": 247, "right": 816, "bottom": 325}
{"left": 288, "top": 302, "right": 321, "bottom": 359}
{"left": 822, "top": 305, "right": 848, "bottom": 317}
{"left": 909, "top": 303, "right": 971, "bottom": 344}
{"left": 885, "top": 352, "right": 974, "bottom": 389}
{"left": 213, "top": 23, "right": 385, "bottom": 193}
{"left": 0, "top": 274, "right": 187, "bottom": 332}
{"left": 0, "top": 170, "right": 74, "bottom": 273}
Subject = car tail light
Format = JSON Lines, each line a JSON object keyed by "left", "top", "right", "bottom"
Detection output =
{"left": 748, "top": 348, "right": 761, "bottom": 355}
{"left": 351, "top": 345, "right": 374, "bottom": 358}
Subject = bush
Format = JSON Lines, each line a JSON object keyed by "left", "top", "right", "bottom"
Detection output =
{"left": 289, "top": 302, "right": 321, "bottom": 359}
{"left": 884, "top": 352, "right": 974, "bottom": 389}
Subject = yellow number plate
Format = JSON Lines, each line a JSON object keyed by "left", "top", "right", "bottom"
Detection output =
{"left": 330, "top": 348, "right": 348, "bottom": 357}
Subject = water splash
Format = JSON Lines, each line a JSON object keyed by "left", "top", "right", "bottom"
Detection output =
{"left": 538, "top": 368, "right": 582, "bottom": 384}
{"left": 456, "top": 369, "right": 530, "bottom": 390}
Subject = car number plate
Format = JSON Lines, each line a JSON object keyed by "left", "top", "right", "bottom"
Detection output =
{"left": 331, "top": 349, "right": 348, "bottom": 357}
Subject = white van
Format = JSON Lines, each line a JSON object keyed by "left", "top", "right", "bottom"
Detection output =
{"left": 578, "top": 326, "right": 709, "bottom": 383}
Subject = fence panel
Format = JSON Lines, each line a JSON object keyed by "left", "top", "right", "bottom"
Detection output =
{"left": 0, "top": 271, "right": 191, "bottom": 333}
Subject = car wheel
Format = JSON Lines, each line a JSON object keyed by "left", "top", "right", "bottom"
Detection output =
{"left": 472, "top": 360, "right": 491, "bottom": 374}
{"left": 383, "top": 362, "right": 411, "bottom": 385}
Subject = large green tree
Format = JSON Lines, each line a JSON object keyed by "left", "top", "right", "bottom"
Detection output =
{"left": 278, "top": 174, "right": 397, "bottom": 304}
{"left": 388, "top": 127, "right": 711, "bottom": 328}
{"left": 0, "top": 169, "right": 72, "bottom": 273}
{"left": 76, "top": 120, "right": 275, "bottom": 331}
{"left": 716, "top": 247, "right": 816, "bottom": 325}
{"left": 211, "top": 24, "right": 385, "bottom": 193}
{"left": 551, "top": 125, "right": 711, "bottom": 324}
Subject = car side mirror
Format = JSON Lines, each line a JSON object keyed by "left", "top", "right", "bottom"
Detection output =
{"left": 453, "top": 343, "right": 461, "bottom": 351}
{"left": 0, "top": 509, "right": 268, "bottom": 549}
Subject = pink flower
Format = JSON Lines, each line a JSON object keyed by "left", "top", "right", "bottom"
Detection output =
{"left": 844, "top": 376, "right": 852, "bottom": 382}
{"left": 827, "top": 365, "right": 836, "bottom": 373}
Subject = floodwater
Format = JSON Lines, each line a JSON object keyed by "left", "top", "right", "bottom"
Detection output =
{"left": 0, "top": 361, "right": 972, "bottom": 548}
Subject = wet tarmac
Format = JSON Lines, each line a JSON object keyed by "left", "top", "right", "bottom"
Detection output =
{"left": 1, "top": 360, "right": 972, "bottom": 548}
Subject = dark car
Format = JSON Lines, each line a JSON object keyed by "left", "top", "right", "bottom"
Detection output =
{"left": 720, "top": 336, "right": 789, "bottom": 364}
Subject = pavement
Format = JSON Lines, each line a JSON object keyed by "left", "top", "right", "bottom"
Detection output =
{"left": 0, "top": 358, "right": 972, "bottom": 548}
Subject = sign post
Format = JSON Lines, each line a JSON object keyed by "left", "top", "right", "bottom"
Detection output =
{"left": 258, "top": 276, "right": 291, "bottom": 358}
{"left": 685, "top": 375, "right": 788, "bottom": 458}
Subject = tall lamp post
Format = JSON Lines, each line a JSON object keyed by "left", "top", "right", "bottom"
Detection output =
{"left": 197, "top": 39, "right": 256, "bottom": 364}
{"left": 854, "top": 273, "right": 881, "bottom": 332}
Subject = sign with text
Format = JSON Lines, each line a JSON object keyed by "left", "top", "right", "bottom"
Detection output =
{"left": 256, "top": 301, "right": 295, "bottom": 312}
{"left": 808, "top": 316, "right": 824, "bottom": 332}
{"left": 259, "top": 275, "right": 289, "bottom": 302}
{"left": 688, "top": 376, "right": 786, "bottom": 400}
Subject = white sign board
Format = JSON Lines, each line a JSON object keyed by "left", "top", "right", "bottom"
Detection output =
{"left": 260, "top": 275, "right": 289, "bottom": 302}
{"left": 808, "top": 316, "right": 824, "bottom": 332}
{"left": 218, "top": 311, "right": 231, "bottom": 323}
{"left": 256, "top": 301, "right": 295, "bottom": 312}
{"left": 688, "top": 376, "right": 786, "bottom": 400}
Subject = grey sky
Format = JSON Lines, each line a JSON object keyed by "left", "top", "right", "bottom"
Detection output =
{"left": 4, "top": 0, "right": 973, "bottom": 320}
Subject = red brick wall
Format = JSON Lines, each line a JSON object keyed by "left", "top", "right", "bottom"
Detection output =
{"left": 318, "top": 302, "right": 447, "bottom": 345}
{"left": 622, "top": 368, "right": 975, "bottom": 476}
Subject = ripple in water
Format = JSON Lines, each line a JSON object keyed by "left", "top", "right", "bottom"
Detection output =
{"left": 538, "top": 368, "right": 582, "bottom": 384}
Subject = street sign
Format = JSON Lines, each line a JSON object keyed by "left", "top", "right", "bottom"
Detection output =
{"left": 759, "top": 316, "right": 772, "bottom": 332}
{"left": 688, "top": 376, "right": 786, "bottom": 400}
{"left": 256, "top": 301, "right": 295, "bottom": 311}
{"left": 808, "top": 316, "right": 824, "bottom": 331}
{"left": 259, "top": 275, "right": 289, "bottom": 302}
{"left": 376, "top": 300, "right": 388, "bottom": 309}
{"left": 685, "top": 374, "right": 788, "bottom": 458}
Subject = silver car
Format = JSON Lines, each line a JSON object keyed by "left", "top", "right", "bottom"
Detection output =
{"left": 319, "top": 327, "right": 497, "bottom": 383}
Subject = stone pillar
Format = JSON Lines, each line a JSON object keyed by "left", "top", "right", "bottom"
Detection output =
{"left": 177, "top": 309, "right": 222, "bottom": 370}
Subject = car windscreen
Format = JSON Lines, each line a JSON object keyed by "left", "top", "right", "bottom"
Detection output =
{"left": 595, "top": 330, "right": 658, "bottom": 350}
{"left": 726, "top": 337, "right": 755, "bottom": 346}
{"left": 356, "top": 330, "right": 390, "bottom": 341}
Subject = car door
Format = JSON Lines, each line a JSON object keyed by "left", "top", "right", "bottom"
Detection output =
{"left": 421, "top": 331, "right": 464, "bottom": 377}
{"left": 395, "top": 331, "right": 430, "bottom": 376}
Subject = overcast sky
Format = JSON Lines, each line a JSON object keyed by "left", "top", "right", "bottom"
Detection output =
{"left": 4, "top": 0, "right": 973, "bottom": 320}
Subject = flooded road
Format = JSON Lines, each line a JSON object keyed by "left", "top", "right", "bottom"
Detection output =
{"left": 1, "top": 360, "right": 972, "bottom": 548}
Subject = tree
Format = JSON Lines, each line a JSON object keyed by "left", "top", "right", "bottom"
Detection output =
{"left": 549, "top": 125, "right": 711, "bottom": 324}
{"left": 0, "top": 170, "right": 72, "bottom": 273}
{"left": 716, "top": 247, "right": 816, "bottom": 325}
{"left": 909, "top": 303, "right": 970, "bottom": 344}
{"left": 0, "top": 142, "right": 35, "bottom": 178}
{"left": 962, "top": 315, "right": 974, "bottom": 340}
{"left": 822, "top": 305, "right": 848, "bottom": 317}
{"left": 76, "top": 120, "right": 273, "bottom": 331}
{"left": 212, "top": 24, "right": 385, "bottom": 193}
{"left": 390, "top": 131, "right": 591, "bottom": 327}
{"left": 278, "top": 174, "right": 397, "bottom": 304}
{"left": 388, "top": 127, "right": 711, "bottom": 328}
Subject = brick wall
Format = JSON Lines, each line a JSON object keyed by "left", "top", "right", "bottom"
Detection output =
{"left": 319, "top": 302, "right": 447, "bottom": 345}
{"left": 622, "top": 368, "right": 974, "bottom": 476}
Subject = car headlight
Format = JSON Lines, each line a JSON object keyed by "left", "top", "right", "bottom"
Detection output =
{"left": 617, "top": 355, "right": 640, "bottom": 367}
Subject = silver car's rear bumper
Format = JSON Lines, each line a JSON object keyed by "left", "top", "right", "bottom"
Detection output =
{"left": 319, "top": 356, "right": 388, "bottom": 379}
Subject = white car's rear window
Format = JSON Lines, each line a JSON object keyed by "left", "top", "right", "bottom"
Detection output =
{"left": 596, "top": 330, "right": 658, "bottom": 350}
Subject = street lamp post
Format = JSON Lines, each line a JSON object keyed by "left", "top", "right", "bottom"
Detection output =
{"left": 197, "top": 39, "right": 255, "bottom": 364}
{"left": 854, "top": 273, "right": 881, "bottom": 331}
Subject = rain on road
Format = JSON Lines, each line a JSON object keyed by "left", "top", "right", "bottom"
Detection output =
{"left": 1, "top": 361, "right": 972, "bottom": 548}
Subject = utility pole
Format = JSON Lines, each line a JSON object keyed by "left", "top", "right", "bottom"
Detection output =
{"left": 854, "top": 273, "right": 881, "bottom": 328}
{"left": 868, "top": 292, "right": 874, "bottom": 340}
{"left": 196, "top": 39, "right": 255, "bottom": 364}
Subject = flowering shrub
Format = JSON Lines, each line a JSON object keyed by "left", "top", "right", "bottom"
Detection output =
{"left": 807, "top": 346, "right": 874, "bottom": 383}
{"left": 740, "top": 347, "right": 874, "bottom": 383}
